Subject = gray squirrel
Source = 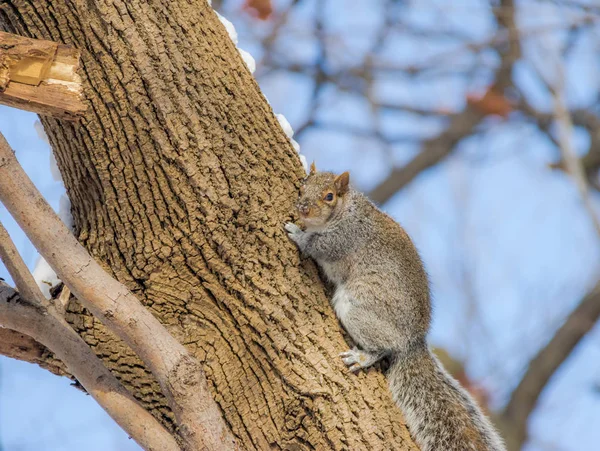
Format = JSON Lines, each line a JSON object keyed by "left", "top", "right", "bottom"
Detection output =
{"left": 285, "top": 163, "right": 505, "bottom": 451}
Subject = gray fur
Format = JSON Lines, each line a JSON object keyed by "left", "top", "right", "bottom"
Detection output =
{"left": 286, "top": 170, "right": 505, "bottom": 451}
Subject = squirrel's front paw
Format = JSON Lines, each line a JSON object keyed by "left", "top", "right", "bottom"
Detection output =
{"left": 285, "top": 222, "right": 303, "bottom": 242}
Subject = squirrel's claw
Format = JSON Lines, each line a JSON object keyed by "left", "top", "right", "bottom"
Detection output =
{"left": 348, "top": 363, "right": 362, "bottom": 373}
{"left": 285, "top": 222, "right": 303, "bottom": 244}
{"left": 340, "top": 348, "right": 364, "bottom": 372}
{"left": 284, "top": 222, "right": 301, "bottom": 234}
{"left": 340, "top": 347, "right": 382, "bottom": 372}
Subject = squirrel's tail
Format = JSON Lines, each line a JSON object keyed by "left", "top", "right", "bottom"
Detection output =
{"left": 387, "top": 346, "right": 505, "bottom": 451}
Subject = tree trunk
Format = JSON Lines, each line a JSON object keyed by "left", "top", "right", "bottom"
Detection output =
{"left": 0, "top": 1, "right": 417, "bottom": 449}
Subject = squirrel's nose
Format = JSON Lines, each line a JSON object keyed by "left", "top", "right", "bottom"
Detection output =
{"left": 297, "top": 204, "right": 310, "bottom": 216}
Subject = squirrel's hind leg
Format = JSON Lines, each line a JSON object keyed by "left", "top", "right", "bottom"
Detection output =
{"left": 340, "top": 347, "right": 385, "bottom": 372}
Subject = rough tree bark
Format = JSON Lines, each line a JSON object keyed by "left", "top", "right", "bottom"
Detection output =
{"left": 0, "top": 1, "right": 417, "bottom": 449}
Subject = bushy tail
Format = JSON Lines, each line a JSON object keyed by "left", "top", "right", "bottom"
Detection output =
{"left": 387, "top": 346, "right": 505, "bottom": 451}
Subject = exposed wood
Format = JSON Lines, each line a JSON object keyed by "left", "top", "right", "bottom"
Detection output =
{"left": 0, "top": 31, "right": 85, "bottom": 120}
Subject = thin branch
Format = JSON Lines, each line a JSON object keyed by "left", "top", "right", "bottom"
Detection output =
{"left": 368, "top": 0, "right": 521, "bottom": 205}
{"left": 496, "top": 36, "right": 600, "bottom": 451}
{"left": 368, "top": 108, "right": 483, "bottom": 204}
{"left": 0, "top": 132, "right": 237, "bottom": 451}
{"left": 549, "top": 71, "right": 600, "bottom": 237}
{"left": 500, "top": 279, "right": 600, "bottom": 450}
{"left": 516, "top": 96, "right": 600, "bottom": 187}
{"left": 0, "top": 219, "right": 49, "bottom": 308}
{"left": 0, "top": 223, "right": 179, "bottom": 451}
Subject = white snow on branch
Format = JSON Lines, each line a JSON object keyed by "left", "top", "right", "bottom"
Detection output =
{"left": 59, "top": 194, "right": 74, "bottom": 231}
{"left": 276, "top": 114, "right": 294, "bottom": 139}
{"left": 238, "top": 49, "right": 256, "bottom": 74}
{"left": 216, "top": 12, "right": 238, "bottom": 45}
{"left": 276, "top": 114, "right": 306, "bottom": 170}
{"left": 49, "top": 151, "right": 62, "bottom": 182}
{"left": 34, "top": 120, "right": 49, "bottom": 145}
{"left": 212, "top": 6, "right": 307, "bottom": 172}
{"left": 215, "top": 9, "right": 255, "bottom": 74}
{"left": 32, "top": 256, "right": 61, "bottom": 299}
{"left": 35, "top": 120, "right": 64, "bottom": 182}
{"left": 291, "top": 139, "right": 300, "bottom": 153}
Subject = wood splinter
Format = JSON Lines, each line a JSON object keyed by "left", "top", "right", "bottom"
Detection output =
{"left": 0, "top": 31, "right": 86, "bottom": 120}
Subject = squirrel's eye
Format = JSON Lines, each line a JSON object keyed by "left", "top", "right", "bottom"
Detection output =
{"left": 324, "top": 192, "right": 334, "bottom": 201}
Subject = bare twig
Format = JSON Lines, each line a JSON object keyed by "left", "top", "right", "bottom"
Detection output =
{"left": 548, "top": 69, "right": 600, "bottom": 237}
{"left": 0, "top": 132, "right": 237, "bottom": 451}
{"left": 368, "top": 108, "right": 483, "bottom": 204}
{"left": 0, "top": 222, "right": 180, "bottom": 451}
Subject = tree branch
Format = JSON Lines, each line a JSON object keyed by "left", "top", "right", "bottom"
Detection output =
{"left": 0, "top": 327, "right": 66, "bottom": 376}
{"left": 0, "top": 283, "right": 180, "bottom": 451}
{"left": 547, "top": 55, "right": 600, "bottom": 237}
{"left": 0, "top": 132, "right": 237, "bottom": 450}
{"left": 500, "top": 279, "right": 600, "bottom": 450}
{"left": 498, "top": 42, "right": 600, "bottom": 451}
{"left": 0, "top": 31, "right": 86, "bottom": 120}
{"left": 0, "top": 223, "right": 179, "bottom": 451}
{"left": 368, "top": 108, "right": 483, "bottom": 204}
{"left": 368, "top": 0, "right": 520, "bottom": 205}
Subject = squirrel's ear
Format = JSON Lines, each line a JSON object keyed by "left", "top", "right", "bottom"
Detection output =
{"left": 335, "top": 171, "right": 350, "bottom": 195}
{"left": 310, "top": 161, "right": 317, "bottom": 175}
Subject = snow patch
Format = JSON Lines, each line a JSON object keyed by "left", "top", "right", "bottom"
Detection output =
{"left": 299, "top": 154, "right": 308, "bottom": 172}
{"left": 49, "top": 151, "right": 62, "bottom": 182}
{"left": 211, "top": 6, "right": 307, "bottom": 173}
{"left": 216, "top": 12, "right": 238, "bottom": 45}
{"left": 35, "top": 120, "right": 64, "bottom": 183}
{"left": 34, "top": 120, "right": 49, "bottom": 144}
{"left": 274, "top": 113, "right": 305, "bottom": 172}
{"left": 59, "top": 194, "right": 74, "bottom": 230}
{"left": 238, "top": 49, "right": 256, "bottom": 73}
{"left": 291, "top": 138, "right": 300, "bottom": 153}
{"left": 276, "top": 114, "right": 294, "bottom": 139}
{"left": 32, "top": 257, "right": 60, "bottom": 299}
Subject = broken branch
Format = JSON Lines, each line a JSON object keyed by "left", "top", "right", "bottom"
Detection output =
{"left": 0, "top": 31, "right": 86, "bottom": 120}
